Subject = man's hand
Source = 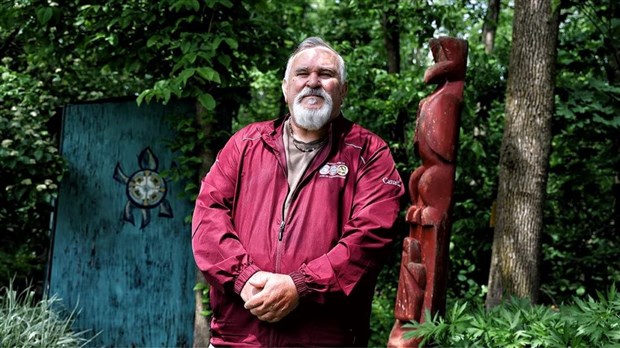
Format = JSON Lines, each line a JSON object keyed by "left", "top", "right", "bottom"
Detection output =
{"left": 244, "top": 273, "right": 299, "bottom": 323}
{"left": 240, "top": 271, "right": 269, "bottom": 302}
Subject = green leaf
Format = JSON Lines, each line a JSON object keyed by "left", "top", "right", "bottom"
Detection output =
{"left": 189, "top": 0, "right": 200, "bottom": 11}
{"left": 36, "top": 8, "right": 53, "bottom": 25}
{"left": 169, "top": 0, "right": 186, "bottom": 12}
{"left": 217, "top": 55, "right": 232, "bottom": 68}
{"left": 593, "top": 115, "right": 620, "bottom": 128}
{"left": 223, "top": 37, "right": 238, "bottom": 50}
{"left": 196, "top": 67, "right": 221, "bottom": 84}
{"left": 146, "top": 35, "right": 161, "bottom": 48}
{"left": 178, "top": 68, "right": 196, "bottom": 85}
{"left": 205, "top": 0, "right": 233, "bottom": 8}
{"left": 197, "top": 93, "right": 216, "bottom": 110}
{"left": 136, "top": 90, "right": 151, "bottom": 106}
{"left": 193, "top": 282, "right": 208, "bottom": 291}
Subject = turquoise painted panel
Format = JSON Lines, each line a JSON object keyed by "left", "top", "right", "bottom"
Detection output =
{"left": 48, "top": 100, "right": 195, "bottom": 347}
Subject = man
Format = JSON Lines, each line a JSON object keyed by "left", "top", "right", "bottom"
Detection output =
{"left": 192, "top": 37, "right": 404, "bottom": 347}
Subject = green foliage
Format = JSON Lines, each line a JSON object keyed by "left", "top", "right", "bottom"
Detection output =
{"left": 1, "top": 0, "right": 620, "bottom": 340}
{"left": 193, "top": 281, "right": 212, "bottom": 317}
{"left": 0, "top": 61, "right": 65, "bottom": 287}
{"left": 0, "top": 282, "right": 95, "bottom": 347}
{"left": 448, "top": 34, "right": 509, "bottom": 302}
{"left": 405, "top": 284, "right": 620, "bottom": 347}
{"left": 368, "top": 268, "right": 399, "bottom": 347}
{"left": 541, "top": 2, "right": 620, "bottom": 302}
{"left": 235, "top": 68, "right": 285, "bottom": 131}
{"left": 0, "top": 0, "right": 301, "bottom": 288}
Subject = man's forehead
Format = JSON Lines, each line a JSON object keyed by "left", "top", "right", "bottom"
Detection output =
{"left": 292, "top": 47, "right": 339, "bottom": 67}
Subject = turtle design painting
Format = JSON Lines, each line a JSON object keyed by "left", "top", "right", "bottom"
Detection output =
{"left": 114, "top": 147, "right": 173, "bottom": 228}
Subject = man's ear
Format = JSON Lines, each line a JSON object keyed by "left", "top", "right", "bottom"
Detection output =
{"left": 341, "top": 81, "right": 349, "bottom": 99}
{"left": 281, "top": 79, "right": 288, "bottom": 102}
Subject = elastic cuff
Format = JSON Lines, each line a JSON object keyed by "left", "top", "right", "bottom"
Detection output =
{"left": 233, "top": 264, "right": 261, "bottom": 295}
{"left": 289, "top": 271, "right": 310, "bottom": 297}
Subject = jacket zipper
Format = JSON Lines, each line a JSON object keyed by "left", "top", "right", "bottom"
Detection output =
{"left": 278, "top": 221, "right": 285, "bottom": 241}
{"left": 276, "top": 150, "right": 331, "bottom": 251}
{"left": 269, "top": 125, "right": 330, "bottom": 347}
{"left": 275, "top": 201, "right": 286, "bottom": 273}
{"left": 275, "top": 157, "right": 289, "bottom": 274}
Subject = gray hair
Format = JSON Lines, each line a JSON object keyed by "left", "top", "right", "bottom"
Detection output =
{"left": 284, "top": 37, "right": 347, "bottom": 83}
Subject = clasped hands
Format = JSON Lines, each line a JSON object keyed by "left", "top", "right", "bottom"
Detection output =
{"left": 240, "top": 271, "right": 300, "bottom": 323}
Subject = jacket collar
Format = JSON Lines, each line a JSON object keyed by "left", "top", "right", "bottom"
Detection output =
{"left": 259, "top": 114, "right": 352, "bottom": 177}
{"left": 261, "top": 113, "right": 351, "bottom": 149}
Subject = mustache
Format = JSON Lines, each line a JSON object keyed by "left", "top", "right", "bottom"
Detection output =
{"left": 296, "top": 87, "right": 329, "bottom": 101}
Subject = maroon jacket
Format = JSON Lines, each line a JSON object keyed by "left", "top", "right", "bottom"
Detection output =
{"left": 192, "top": 115, "right": 404, "bottom": 347}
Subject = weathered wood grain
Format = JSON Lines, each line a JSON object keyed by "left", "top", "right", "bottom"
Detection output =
{"left": 48, "top": 99, "right": 195, "bottom": 347}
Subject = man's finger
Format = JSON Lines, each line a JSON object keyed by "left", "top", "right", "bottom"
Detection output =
{"left": 244, "top": 296, "right": 264, "bottom": 310}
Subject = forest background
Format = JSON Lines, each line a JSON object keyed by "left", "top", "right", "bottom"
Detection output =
{"left": 0, "top": 0, "right": 618, "bottom": 345}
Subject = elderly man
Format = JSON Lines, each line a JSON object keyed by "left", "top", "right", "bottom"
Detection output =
{"left": 192, "top": 37, "right": 404, "bottom": 347}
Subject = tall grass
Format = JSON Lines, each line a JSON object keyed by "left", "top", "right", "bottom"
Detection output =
{"left": 0, "top": 283, "right": 95, "bottom": 347}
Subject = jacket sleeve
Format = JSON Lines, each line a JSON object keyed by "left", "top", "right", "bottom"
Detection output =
{"left": 191, "top": 132, "right": 261, "bottom": 294}
{"left": 290, "top": 143, "right": 404, "bottom": 302}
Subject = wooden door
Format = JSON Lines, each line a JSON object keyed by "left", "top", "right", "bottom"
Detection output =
{"left": 48, "top": 99, "right": 195, "bottom": 346}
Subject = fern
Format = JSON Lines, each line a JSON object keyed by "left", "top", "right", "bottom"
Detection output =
{"left": 403, "top": 284, "right": 620, "bottom": 347}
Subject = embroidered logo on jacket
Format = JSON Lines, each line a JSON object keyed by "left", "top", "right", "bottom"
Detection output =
{"left": 382, "top": 177, "right": 402, "bottom": 187}
{"left": 319, "top": 162, "right": 349, "bottom": 179}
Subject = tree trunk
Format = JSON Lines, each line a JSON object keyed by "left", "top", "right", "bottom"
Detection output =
{"left": 193, "top": 270, "right": 210, "bottom": 347}
{"left": 486, "top": 0, "right": 560, "bottom": 308}
{"left": 604, "top": 1, "right": 620, "bottom": 238}
{"left": 482, "top": 0, "right": 501, "bottom": 54}
{"left": 603, "top": 0, "right": 620, "bottom": 85}
{"left": 382, "top": 1, "right": 401, "bottom": 74}
{"left": 381, "top": 1, "right": 409, "bottom": 167}
{"left": 193, "top": 102, "right": 214, "bottom": 348}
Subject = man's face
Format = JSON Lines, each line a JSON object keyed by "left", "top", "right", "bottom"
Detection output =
{"left": 282, "top": 47, "right": 348, "bottom": 131}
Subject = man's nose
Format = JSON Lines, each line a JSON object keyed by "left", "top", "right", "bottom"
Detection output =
{"left": 306, "top": 73, "right": 320, "bottom": 88}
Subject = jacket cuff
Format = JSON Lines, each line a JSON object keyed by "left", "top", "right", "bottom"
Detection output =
{"left": 289, "top": 271, "right": 311, "bottom": 297}
{"left": 233, "top": 264, "right": 261, "bottom": 295}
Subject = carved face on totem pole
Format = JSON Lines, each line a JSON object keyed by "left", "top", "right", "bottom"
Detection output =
{"left": 424, "top": 37, "right": 468, "bottom": 84}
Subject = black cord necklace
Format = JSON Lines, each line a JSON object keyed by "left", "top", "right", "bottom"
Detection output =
{"left": 289, "top": 123, "right": 327, "bottom": 153}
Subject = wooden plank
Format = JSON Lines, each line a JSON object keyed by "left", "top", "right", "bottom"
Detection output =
{"left": 48, "top": 100, "right": 195, "bottom": 346}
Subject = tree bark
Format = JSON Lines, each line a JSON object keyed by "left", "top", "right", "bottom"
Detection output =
{"left": 193, "top": 271, "right": 210, "bottom": 347}
{"left": 193, "top": 102, "right": 213, "bottom": 348}
{"left": 381, "top": 1, "right": 410, "bottom": 167}
{"left": 605, "top": 1, "right": 620, "bottom": 238}
{"left": 486, "top": 0, "right": 560, "bottom": 308}
{"left": 482, "top": 0, "right": 501, "bottom": 54}
{"left": 382, "top": 1, "right": 401, "bottom": 74}
{"left": 603, "top": 0, "right": 620, "bottom": 85}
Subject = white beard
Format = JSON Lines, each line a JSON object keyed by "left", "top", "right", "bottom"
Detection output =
{"left": 292, "top": 87, "right": 333, "bottom": 131}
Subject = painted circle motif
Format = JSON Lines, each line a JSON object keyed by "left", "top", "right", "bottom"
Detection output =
{"left": 127, "top": 170, "right": 167, "bottom": 208}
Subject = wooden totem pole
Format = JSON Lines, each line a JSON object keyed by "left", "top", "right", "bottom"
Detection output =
{"left": 388, "top": 37, "right": 468, "bottom": 347}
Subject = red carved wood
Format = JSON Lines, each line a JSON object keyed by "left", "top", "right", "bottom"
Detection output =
{"left": 388, "top": 37, "right": 468, "bottom": 348}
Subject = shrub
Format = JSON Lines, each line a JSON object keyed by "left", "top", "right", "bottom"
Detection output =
{"left": 369, "top": 282, "right": 398, "bottom": 347}
{"left": 0, "top": 62, "right": 65, "bottom": 289}
{"left": 0, "top": 283, "right": 95, "bottom": 347}
{"left": 404, "top": 284, "right": 620, "bottom": 347}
